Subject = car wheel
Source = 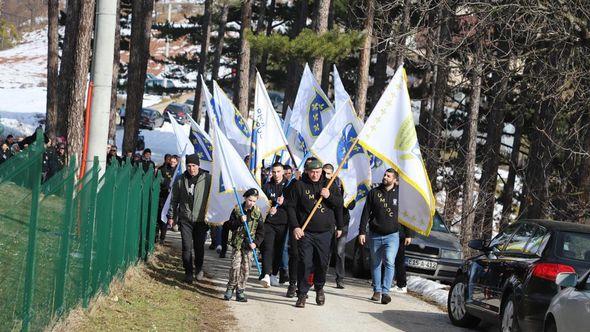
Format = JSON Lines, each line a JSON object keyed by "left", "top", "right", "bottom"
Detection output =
{"left": 500, "top": 293, "right": 520, "bottom": 332}
{"left": 448, "top": 275, "right": 480, "bottom": 328}
{"left": 352, "top": 243, "right": 369, "bottom": 279}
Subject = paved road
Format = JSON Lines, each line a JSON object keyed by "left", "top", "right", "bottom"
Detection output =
{"left": 166, "top": 232, "right": 486, "bottom": 332}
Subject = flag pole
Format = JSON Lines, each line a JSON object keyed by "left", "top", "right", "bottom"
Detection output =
{"left": 301, "top": 137, "right": 360, "bottom": 231}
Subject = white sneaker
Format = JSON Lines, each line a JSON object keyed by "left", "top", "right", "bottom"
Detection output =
{"left": 216, "top": 245, "right": 222, "bottom": 254}
{"left": 270, "top": 274, "right": 280, "bottom": 286}
{"left": 261, "top": 274, "right": 271, "bottom": 288}
{"left": 195, "top": 271, "right": 205, "bottom": 281}
{"left": 393, "top": 286, "right": 407, "bottom": 294}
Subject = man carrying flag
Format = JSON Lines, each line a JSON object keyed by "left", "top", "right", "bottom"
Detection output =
{"left": 167, "top": 153, "right": 212, "bottom": 284}
{"left": 286, "top": 158, "right": 344, "bottom": 308}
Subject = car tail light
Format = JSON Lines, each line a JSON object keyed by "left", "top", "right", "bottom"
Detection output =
{"left": 178, "top": 112, "right": 185, "bottom": 117}
{"left": 531, "top": 263, "right": 575, "bottom": 282}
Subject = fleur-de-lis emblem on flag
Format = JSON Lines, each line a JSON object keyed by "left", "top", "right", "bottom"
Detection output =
{"left": 337, "top": 123, "right": 364, "bottom": 169}
{"left": 308, "top": 91, "right": 329, "bottom": 137}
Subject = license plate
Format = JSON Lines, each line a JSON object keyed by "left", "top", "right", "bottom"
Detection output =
{"left": 406, "top": 258, "right": 438, "bottom": 270}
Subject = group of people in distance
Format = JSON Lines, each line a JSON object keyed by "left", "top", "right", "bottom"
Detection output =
{"left": 164, "top": 152, "right": 413, "bottom": 307}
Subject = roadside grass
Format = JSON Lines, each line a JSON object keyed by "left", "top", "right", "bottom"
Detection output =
{"left": 53, "top": 245, "right": 236, "bottom": 332}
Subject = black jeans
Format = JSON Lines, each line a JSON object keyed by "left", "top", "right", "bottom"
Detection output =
{"left": 394, "top": 236, "right": 407, "bottom": 288}
{"left": 288, "top": 230, "right": 299, "bottom": 286}
{"left": 331, "top": 231, "right": 347, "bottom": 283}
{"left": 262, "top": 223, "right": 288, "bottom": 276}
{"left": 220, "top": 222, "right": 230, "bottom": 255}
{"left": 297, "top": 230, "right": 332, "bottom": 295}
{"left": 179, "top": 221, "right": 209, "bottom": 276}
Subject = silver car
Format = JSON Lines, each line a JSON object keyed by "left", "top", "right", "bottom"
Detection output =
{"left": 544, "top": 269, "right": 590, "bottom": 332}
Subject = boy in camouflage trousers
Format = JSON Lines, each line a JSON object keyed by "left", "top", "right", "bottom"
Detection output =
{"left": 223, "top": 189, "right": 265, "bottom": 302}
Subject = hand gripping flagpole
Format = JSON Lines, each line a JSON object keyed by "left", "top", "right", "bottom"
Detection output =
{"left": 217, "top": 127, "right": 262, "bottom": 275}
{"left": 301, "top": 138, "right": 360, "bottom": 231}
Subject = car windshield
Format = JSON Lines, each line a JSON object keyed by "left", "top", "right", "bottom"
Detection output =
{"left": 167, "top": 104, "right": 183, "bottom": 113}
{"left": 142, "top": 109, "right": 155, "bottom": 117}
{"left": 557, "top": 232, "right": 590, "bottom": 262}
{"left": 431, "top": 214, "right": 449, "bottom": 233}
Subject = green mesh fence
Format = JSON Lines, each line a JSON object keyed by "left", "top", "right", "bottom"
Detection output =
{"left": 0, "top": 131, "right": 161, "bottom": 332}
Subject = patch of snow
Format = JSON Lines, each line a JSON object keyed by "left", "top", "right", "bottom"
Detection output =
{"left": 0, "top": 88, "right": 47, "bottom": 137}
{"left": 407, "top": 276, "right": 449, "bottom": 307}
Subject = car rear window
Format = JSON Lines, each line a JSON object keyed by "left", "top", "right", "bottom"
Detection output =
{"left": 557, "top": 232, "right": 590, "bottom": 262}
{"left": 431, "top": 214, "right": 449, "bottom": 233}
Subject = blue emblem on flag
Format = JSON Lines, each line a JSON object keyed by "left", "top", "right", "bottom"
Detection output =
{"left": 368, "top": 151, "right": 383, "bottom": 169}
{"left": 189, "top": 129, "right": 213, "bottom": 162}
{"left": 219, "top": 173, "right": 226, "bottom": 193}
{"left": 296, "top": 133, "right": 308, "bottom": 154}
{"left": 234, "top": 110, "right": 251, "bottom": 138}
{"left": 210, "top": 97, "right": 222, "bottom": 126}
{"left": 355, "top": 183, "right": 370, "bottom": 202}
{"left": 249, "top": 127, "right": 258, "bottom": 174}
{"left": 308, "top": 91, "right": 330, "bottom": 137}
{"left": 337, "top": 123, "right": 364, "bottom": 169}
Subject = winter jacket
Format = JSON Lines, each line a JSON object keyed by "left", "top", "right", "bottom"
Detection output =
{"left": 359, "top": 184, "right": 400, "bottom": 236}
{"left": 46, "top": 151, "right": 66, "bottom": 180}
{"left": 158, "top": 164, "right": 177, "bottom": 195}
{"left": 141, "top": 158, "right": 156, "bottom": 173}
{"left": 262, "top": 178, "right": 288, "bottom": 225}
{"left": 227, "top": 204, "right": 265, "bottom": 250}
{"left": 167, "top": 170, "right": 212, "bottom": 223}
{"left": 286, "top": 173, "right": 344, "bottom": 233}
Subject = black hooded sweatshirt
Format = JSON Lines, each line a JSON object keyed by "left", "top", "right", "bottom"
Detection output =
{"left": 286, "top": 173, "right": 344, "bottom": 233}
{"left": 262, "top": 177, "right": 289, "bottom": 225}
{"left": 359, "top": 184, "right": 400, "bottom": 235}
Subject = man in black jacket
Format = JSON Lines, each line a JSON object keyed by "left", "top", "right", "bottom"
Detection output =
{"left": 141, "top": 148, "right": 156, "bottom": 173}
{"left": 260, "top": 162, "right": 289, "bottom": 288}
{"left": 287, "top": 159, "right": 344, "bottom": 308}
{"left": 156, "top": 155, "right": 178, "bottom": 244}
{"left": 358, "top": 168, "right": 401, "bottom": 305}
{"left": 167, "top": 154, "right": 212, "bottom": 284}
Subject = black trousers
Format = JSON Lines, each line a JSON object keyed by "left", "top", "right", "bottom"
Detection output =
{"left": 394, "top": 236, "right": 407, "bottom": 288}
{"left": 331, "top": 231, "right": 347, "bottom": 283}
{"left": 288, "top": 230, "right": 299, "bottom": 286}
{"left": 155, "top": 194, "right": 168, "bottom": 242}
{"left": 179, "top": 221, "right": 209, "bottom": 276}
{"left": 297, "top": 230, "right": 332, "bottom": 295}
{"left": 262, "top": 223, "right": 288, "bottom": 276}
{"left": 220, "top": 222, "right": 230, "bottom": 255}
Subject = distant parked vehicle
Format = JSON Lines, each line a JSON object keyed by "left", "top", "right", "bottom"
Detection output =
{"left": 544, "top": 269, "right": 590, "bottom": 332}
{"left": 139, "top": 108, "right": 164, "bottom": 130}
{"left": 447, "top": 219, "right": 590, "bottom": 331}
{"left": 345, "top": 212, "right": 462, "bottom": 282}
{"left": 163, "top": 102, "right": 191, "bottom": 125}
{"left": 268, "top": 90, "right": 284, "bottom": 111}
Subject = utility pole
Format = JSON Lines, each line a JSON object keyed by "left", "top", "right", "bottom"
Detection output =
{"left": 86, "top": 0, "right": 118, "bottom": 176}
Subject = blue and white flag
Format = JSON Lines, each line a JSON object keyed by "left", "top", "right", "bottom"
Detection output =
{"left": 211, "top": 79, "right": 251, "bottom": 157}
{"left": 291, "top": 63, "right": 335, "bottom": 151}
{"left": 281, "top": 107, "right": 305, "bottom": 167}
{"left": 206, "top": 118, "right": 270, "bottom": 224}
{"left": 186, "top": 115, "right": 213, "bottom": 172}
{"left": 160, "top": 145, "right": 187, "bottom": 223}
{"left": 347, "top": 181, "right": 372, "bottom": 242}
{"left": 333, "top": 65, "right": 353, "bottom": 115}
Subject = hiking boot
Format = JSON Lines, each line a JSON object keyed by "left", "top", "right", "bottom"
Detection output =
{"left": 336, "top": 281, "right": 345, "bottom": 289}
{"left": 370, "top": 292, "right": 381, "bottom": 301}
{"left": 223, "top": 288, "right": 234, "bottom": 301}
{"left": 381, "top": 293, "right": 392, "bottom": 305}
{"left": 219, "top": 250, "right": 226, "bottom": 259}
{"left": 260, "top": 274, "right": 271, "bottom": 288}
{"left": 295, "top": 295, "right": 306, "bottom": 308}
{"left": 184, "top": 274, "right": 194, "bottom": 285}
{"left": 316, "top": 289, "right": 325, "bottom": 306}
{"left": 286, "top": 284, "right": 297, "bottom": 298}
{"left": 236, "top": 289, "right": 248, "bottom": 302}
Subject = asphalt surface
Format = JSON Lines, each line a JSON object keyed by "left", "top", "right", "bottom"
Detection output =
{"left": 165, "top": 231, "right": 490, "bottom": 332}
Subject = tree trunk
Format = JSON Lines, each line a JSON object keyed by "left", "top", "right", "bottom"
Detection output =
{"left": 56, "top": 0, "right": 80, "bottom": 139}
{"left": 371, "top": 38, "right": 388, "bottom": 111}
{"left": 211, "top": 3, "right": 229, "bottom": 82}
{"left": 355, "top": 0, "right": 374, "bottom": 120}
{"left": 460, "top": 61, "right": 483, "bottom": 249}
{"left": 64, "top": 0, "right": 96, "bottom": 161}
{"left": 234, "top": 0, "right": 253, "bottom": 119}
{"left": 108, "top": 0, "right": 122, "bottom": 144}
{"left": 45, "top": 0, "right": 59, "bottom": 141}
{"left": 320, "top": 0, "right": 334, "bottom": 94}
{"left": 500, "top": 114, "right": 523, "bottom": 228}
{"left": 281, "top": 0, "right": 307, "bottom": 114}
{"left": 193, "top": 0, "right": 212, "bottom": 122}
{"left": 578, "top": 112, "right": 590, "bottom": 224}
{"left": 122, "top": 0, "right": 154, "bottom": 154}
{"left": 311, "top": 0, "right": 330, "bottom": 81}
{"left": 248, "top": 0, "right": 267, "bottom": 106}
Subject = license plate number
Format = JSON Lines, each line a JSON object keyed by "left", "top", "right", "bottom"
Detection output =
{"left": 406, "top": 258, "right": 438, "bottom": 270}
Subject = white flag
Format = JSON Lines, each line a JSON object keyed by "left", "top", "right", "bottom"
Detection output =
{"left": 357, "top": 66, "right": 435, "bottom": 236}
{"left": 211, "top": 79, "right": 252, "bottom": 157}
{"left": 252, "top": 71, "right": 290, "bottom": 180}
{"left": 206, "top": 120, "right": 270, "bottom": 224}
{"left": 333, "top": 65, "right": 353, "bottom": 114}
{"left": 186, "top": 114, "right": 213, "bottom": 172}
{"left": 169, "top": 113, "right": 195, "bottom": 156}
{"left": 291, "top": 63, "right": 335, "bottom": 150}
{"left": 160, "top": 146, "right": 187, "bottom": 223}
{"left": 310, "top": 89, "right": 371, "bottom": 207}
{"left": 280, "top": 107, "right": 305, "bottom": 167}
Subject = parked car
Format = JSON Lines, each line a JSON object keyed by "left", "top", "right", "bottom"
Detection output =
{"left": 345, "top": 212, "right": 462, "bottom": 281}
{"left": 184, "top": 98, "right": 194, "bottom": 106}
{"left": 139, "top": 108, "right": 164, "bottom": 130}
{"left": 544, "top": 269, "right": 590, "bottom": 332}
{"left": 163, "top": 102, "right": 191, "bottom": 125}
{"left": 447, "top": 219, "right": 590, "bottom": 331}
{"left": 268, "top": 90, "right": 284, "bottom": 111}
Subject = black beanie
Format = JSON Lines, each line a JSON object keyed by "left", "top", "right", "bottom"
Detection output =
{"left": 185, "top": 153, "right": 200, "bottom": 166}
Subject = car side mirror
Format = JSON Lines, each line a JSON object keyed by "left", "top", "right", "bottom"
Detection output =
{"left": 468, "top": 239, "right": 487, "bottom": 252}
{"left": 556, "top": 272, "right": 578, "bottom": 288}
